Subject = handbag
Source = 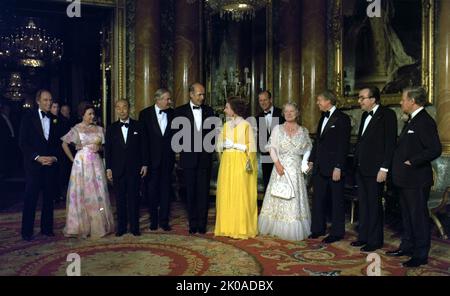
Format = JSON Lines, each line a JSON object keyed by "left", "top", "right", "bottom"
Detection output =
{"left": 245, "top": 154, "right": 253, "bottom": 173}
{"left": 270, "top": 170, "right": 295, "bottom": 200}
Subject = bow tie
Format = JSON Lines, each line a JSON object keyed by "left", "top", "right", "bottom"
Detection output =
{"left": 364, "top": 110, "right": 373, "bottom": 117}
{"left": 159, "top": 109, "right": 168, "bottom": 114}
{"left": 192, "top": 105, "right": 201, "bottom": 110}
{"left": 120, "top": 122, "right": 129, "bottom": 128}
{"left": 264, "top": 110, "right": 271, "bottom": 116}
{"left": 323, "top": 111, "right": 331, "bottom": 118}
{"left": 41, "top": 111, "right": 50, "bottom": 118}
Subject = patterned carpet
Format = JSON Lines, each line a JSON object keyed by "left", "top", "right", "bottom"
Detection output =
{"left": 0, "top": 202, "right": 449, "bottom": 276}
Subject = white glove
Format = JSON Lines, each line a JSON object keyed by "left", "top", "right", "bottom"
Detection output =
{"left": 301, "top": 161, "right": 309, "bottom": 174}
{"left": 232, "top": 143, "right": 247, "bottom": 152}
{"left": 223, "top": 139, "right": 234, "bottom": 149}
{"left": 301, "top": 150, "right": 311, "bottom": 173}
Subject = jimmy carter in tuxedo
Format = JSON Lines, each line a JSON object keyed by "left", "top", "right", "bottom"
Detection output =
{"left": 386, "top": 87, "right": 441, "bottom": 268}
{"left": 105, "top": 99, "right": 148, "bottom": 236}
{"left": 351, "top": 87, "right": 397, "bottom": 252}
{"left": 256, "top": 90, "right": 285, "bottom": 191}
{"left": 173, "top": 83, "right": 216, "bottom": 234}
{"left": 308, "top": 90, "right": 351, "bottom": 244}
{"left": 139, "top": 89, "right": 175, "bottom": 231}
{"left": 18, "top": 90, "right": 60, "bottom": 241}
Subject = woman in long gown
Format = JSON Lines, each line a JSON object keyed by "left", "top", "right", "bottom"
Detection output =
{"left": 61, "top": 102, "right": 114, "bottom": 238}
{"left": 258, "top": 102, "right": 312, "bottom": 241}
{"left": 214, "top": 97, "right": 258, "bottom": 239}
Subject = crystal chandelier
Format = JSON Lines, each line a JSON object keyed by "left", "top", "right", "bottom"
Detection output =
{"left": 205, "top": 0, "right": 268, "bottom": 21}
{"left": 0, "top": 18, "right": 63, "bottom": 67}
{"left": 3, "top": 72, "right": 25, "bottom": 101}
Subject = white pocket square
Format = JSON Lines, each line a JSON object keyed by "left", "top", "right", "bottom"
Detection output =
{"left": 134, "top": 132, "right": 138, "bottom": 135}
{"left": 407, "top": 130, "right": 415, "bottom": 134}
{"left": 330, "top": 125, "right": 336, "bottom": 128}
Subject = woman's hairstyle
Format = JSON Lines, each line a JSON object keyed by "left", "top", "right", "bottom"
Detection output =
{"left": 77, "top": 101, "right": 95, "bottom": 118}
{"left": 227, "top": 96, "right": 249, "bottom": 118}
{"left": 282, "top": 101, "right": 300, "bottom": 122}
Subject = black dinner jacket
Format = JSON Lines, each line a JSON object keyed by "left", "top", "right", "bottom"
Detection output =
{"left": 392, "top": 108, "right": 441, "bottom": 188}
{"left": 309, "top": 108, "right": 351, "bottom": 177}
{"left": 104, "top": 118, "right": 149, "bottom": 178}
{"left": 256, "top": 106, "right": 285, "bottom": 154}
{"left": 18, "top": 109, "right": 59, "bottom": 176}
{"left": 354, "top": 105, "right": 397, "bottom": 176}
{"left": 172, "top": 102, "right": 216, "bottom": 169}
{"left": 138, "top": 105, "right": 175, "bottom": 170}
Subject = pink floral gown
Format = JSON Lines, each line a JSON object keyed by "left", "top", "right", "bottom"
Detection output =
{"left": 61, "top": 123, "right": 114, "bottom": 238}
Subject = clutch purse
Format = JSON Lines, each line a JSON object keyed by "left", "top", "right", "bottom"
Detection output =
{"left": 270, "top": 171, "right": 295, "bottom": 200}
{"left": 245, "top": 155, "right": 253, "bottom": 173}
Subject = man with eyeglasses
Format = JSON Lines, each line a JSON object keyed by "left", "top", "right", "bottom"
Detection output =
{"left": 350, "top": 86, "right": 397, "bottom": 252}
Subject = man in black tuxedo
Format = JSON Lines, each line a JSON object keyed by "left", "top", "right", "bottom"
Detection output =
{"left": 308, "top": 90, "right": 351, "bottom": 244}
{"left": 139, "top": 89, "right": 175, "bottom": 231}
{"left": 105, "top": 99, "right": 148, "bottom": 236}
{"left": 173, "top": 83, "right": 216, "bottom": 234}
{"left": 386, "top": 87, "right": 441, "bottom": 267}
{"left": 18, "top": 89, "right": 60, "bottom": 241}
{"left": 256, "top": 90, "right": 285, "bottom": 191}
{"left": 350, "top": 86, "right": 397, "bottom": 252}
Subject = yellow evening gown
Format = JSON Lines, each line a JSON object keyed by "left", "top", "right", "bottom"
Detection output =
{"left": 214, "top": 120, "right": 258, "bottom": 239}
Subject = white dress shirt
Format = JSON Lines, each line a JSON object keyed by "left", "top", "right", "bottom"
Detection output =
{"left": 155, "top": 104, "right": 168, "bottom": 135}
{"left": 361, "top": 104, "right": 380, "bottom": 135}
{"left": 264, "top": 105, "right": 274, "bottom": 131}
{"left": 320, "top": 105, "right": 336, "bottom": 135}
{"left": 410, "top": 106, "right": 424, "bottom": 120}
{"left": 120, "top": 119, "right": 129, "bottom": 143}
{"left": 190, "top": 101, "right": 202, "bottom": 131}
{"left": 38, "top": 108, "right": 50, "bottom": 140}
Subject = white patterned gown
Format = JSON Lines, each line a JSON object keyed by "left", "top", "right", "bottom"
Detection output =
{"left": 258, "top": 124, "right": 312, "bottom": 241}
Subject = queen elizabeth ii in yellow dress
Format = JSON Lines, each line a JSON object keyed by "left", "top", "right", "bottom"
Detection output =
{"left": 214, "top": 97, "right": 258, "bottom": 239}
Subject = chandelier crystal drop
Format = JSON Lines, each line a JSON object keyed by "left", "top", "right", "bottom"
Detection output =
{"left": 205, "top": 0, "right": 268, "bottom": 22}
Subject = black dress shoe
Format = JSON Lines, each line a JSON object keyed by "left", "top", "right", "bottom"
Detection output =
{"left": 198, "top": 227, "right": 206, "bottom": 234}
{"left": 322, "top": 235, "right": 342, "bottom": 244}
{"left": 161, "top": 225, "right": 172, "bottom": 231}
{"left": 115, "top": 231, "right": 126, "bottom": 237}
{"left": 350, "top": 240, "right": 367, "bottom": 247}
{"left": 308, "top": 232, "right": 325, "bottom": 239}
{"left": 360, "top": 245, "right": 382, "bottom": 252}
{"left": 149, "top": 224, "right": 158, "bottom": 231}
{"left": 402, "top": 258, "right": 428, "bottom": 268}
{"left": 131, "top": 231, "right": 141, "bottom": 236}
{"left": 189, "top": 227, "right": 198, "bottom": 234}
{"left": 22, "top": 235, "right": 33, "bottom": 242}
{"left": 385, "top": 249, "right": 412, "bottom": 257}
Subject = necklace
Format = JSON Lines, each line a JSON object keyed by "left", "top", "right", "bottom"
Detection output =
{"left": 285, "top": 123, "right": 298, "bottom": 133}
